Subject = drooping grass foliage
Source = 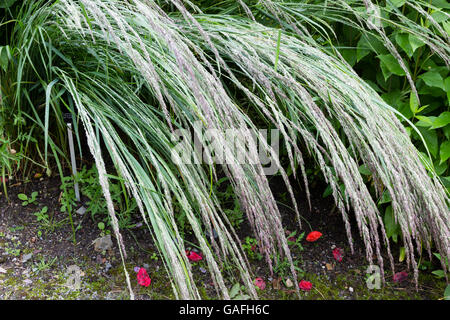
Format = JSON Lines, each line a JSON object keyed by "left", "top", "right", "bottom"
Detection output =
{"left": 0, "top": 0, "right": 449, "bottom": 299}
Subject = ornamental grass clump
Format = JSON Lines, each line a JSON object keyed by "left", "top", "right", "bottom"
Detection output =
{"left": 1, "top": 0, "right": 448, "bottom": 299}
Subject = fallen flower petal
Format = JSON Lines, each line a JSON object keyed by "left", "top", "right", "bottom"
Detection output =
{"left": 306, "top": 231, "right": 322, "bottom": 242}
{"left": 254, "top": 277, "right": 266, "bottom": 290}
{"left": 299, "top": 280, "right": 313, "bottom": 291}
{"left": 393, "top": 271, "right": 408, "bottom": 283}
{"left": 134, "top": 266, "right": 140, "bottom": 273}
{"left": 137, "top": 268, "right": 151, "bottom": 287}
{"left": 332, "top": 247, "right": 344, "bottom": 262}
{"left": 186, "top": 250, "right": 203, "bottom": 262}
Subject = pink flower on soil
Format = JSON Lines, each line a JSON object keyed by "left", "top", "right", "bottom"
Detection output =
{"left": 393, "top": 271, "right": 408, "bottom": 283}
{"left": 332, "top": 247, "right": 344, "bottom": 262}
{"left": 186, "top": 250, "right": 203, "bottom": 262}
{"left": 254, "top": 277, "right": 266, "bottom": 290}
{"left": 306, "top": 231, "right": 322, "bottom": 242}
{"left": 137, "top": 268, "right": 151, "bottom": 287}
{"left": 299, "top": 280, "right": 313, "bottom": 291}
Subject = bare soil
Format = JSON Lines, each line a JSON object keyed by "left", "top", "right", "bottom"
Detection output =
{"left": 0, "top": 174, "right": 446, "bottom": 300}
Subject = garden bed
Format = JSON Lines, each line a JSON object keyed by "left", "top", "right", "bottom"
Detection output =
{"left": 0, "top": 175, "right": 445, "bottom": 300}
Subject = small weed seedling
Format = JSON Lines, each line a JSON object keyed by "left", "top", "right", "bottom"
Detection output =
{"left": 242, "top": 237, "right": 263, "bottom": 261}
{"left": 431, "top": 253, "right": 449, "bottom": 279}
{"left": 18, "top": 191, "right": 38, "bottom": 206}
{"left": 229, "top": 283, "right": 250, "bottom": 300}
{"left": 33, "top": 256, "right": 57, "bottom": 274}
{"left": 150, "top": 253, "right": 159, "bottom": 261}
{"left": 287, "top": 230, "right": 305, "bottom": 251}
{"left": 34, "top": 206, "right": 49, "bottom": 222}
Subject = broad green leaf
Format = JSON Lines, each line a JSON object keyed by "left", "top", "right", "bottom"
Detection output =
{"left": 431, "top": 9, "right": 449, "bottom": 23}
{"left": 358, "top": 164, "right": 371, "bottom": 176}
{"left": 434, "top": 160, "right": 447, "bottom": 175}
{"left": 356, "top": 36, "right": 371, "bottom": 62}
{"left": 322, "top": 185, "right": 332, "bottom": 198}
{"left": 443, "top": 125, "right": 450, "bottom": 140}
{"left": 395, "top": 33, "right": 413, "bottom": 57}
{"left": 418, "top": 127, "right": 438, "bottom": 158}
{"left": 415, "top": 115, "right": 436, "bottom": 127}
{"left": 388, "top": 0, "right": 406, "bottom": 8}
{"left": 17, "top": 194, "right": 28, "bottom": 201}
{"left": 419, "top": 152, "right": 434, "bottom": 172}
{"left": 440, "top": 140, "right": 450, "bottom": 163}
{"left": 419, "top": 71, "right": 445, "bottom": 90}
{"left": 341, "top": 49, "right": 356, "bottom": 67}
{"left": 230, "top": 283, "right": 240, "bottom": 297}
{"left": 445, "top": 285, "right": 450, "bottom": 300}
{"left": 378, "top": 190, "right": 392, "bottom": 205}
{"left": 399, "top": 247, "right": 406, "bottom": 262}
{"left": 445, "top": 77, "right": 450, "bottom": 104}
{"left": 378, "top": 54, "right": 406, "bottom": 77}
{"left": 431, "top": 112, "right": 450, "bottom": 129}
{"left": 432, "top": 270, "right": 445, "bottom": 278}
{"left": 408, "top": 35, "right": 425, "bottom": 53}
{"left": 430, "top": 0, "right": 450, "bottom": 9}
{"left": 444, "top": 21, "right": 450, "bottom": 37}
{"left": 0, "top": 0, "right": 17, "bottom": 9}
{"left": 0, "top": 46, "right": 10, "bottom": 72}
{"left": 384, "top": 206, "right": 399, "bottom": 243}
{"left": 409, "top": 90, "right": 419, "bottom": 114}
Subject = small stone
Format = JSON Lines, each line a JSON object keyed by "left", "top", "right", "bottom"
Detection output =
{"left": 22, "top": 253, "right": 33, "bottom": 263}
{"left": 285, "top": 278, "right": 293, "bottom": 288}
{"left": 272, "top": 277, "right": 281, "bottom": 290}
{"left": 76, "top": 206, "right": 87, "bottom": 215}
{"left": 93, "top": 235, "right": 113, "bottom": 252}
{"left": 349, "top": 287, "right": 354, "bottom": 293}
{"left": 0, "top": 266, "right": 6, "bottom": 274}
{"left": 105, "top": 262, "right": 112, "bottom": 272}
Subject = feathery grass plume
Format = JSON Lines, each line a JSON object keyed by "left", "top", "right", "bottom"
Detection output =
{"left": 2, "top": 0, "right": 449, "bottom": 298}
{"left": 179, "top": 13, "right": 449, "bottom": 285}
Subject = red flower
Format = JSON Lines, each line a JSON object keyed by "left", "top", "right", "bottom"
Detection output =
{"left": 332, "top": 247, "right": 344, "bottom": 262}
{"left": 137, "top": 268, "right": 151, "bottom": 287}
{"left": 299, "top": 280, "right": 312, "bottom": 291}
{"left": 186, "top": 250, "right": 203, "bottom": 262}
{"left": 306, "top": 231, "right": 322, "bottom": 242}
{"left": 254, "top": 277, "right": 266, "bottom": 290}
{"left": 393, "top": 271, "right": 408, "bottom": 283}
